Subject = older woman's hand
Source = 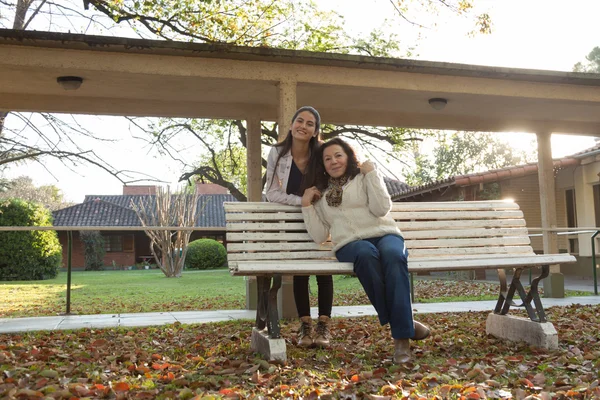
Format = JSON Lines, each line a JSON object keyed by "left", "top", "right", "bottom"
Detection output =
{"left": 301, "top": 186, "right": 321, "bottom": 207}
{"left": 360, "top": 160, "right": 375, "bottom": 174}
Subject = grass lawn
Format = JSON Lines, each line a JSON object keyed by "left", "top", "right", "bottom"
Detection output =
{"left": 0, "top": 269, "right": 592, "bottom": 318}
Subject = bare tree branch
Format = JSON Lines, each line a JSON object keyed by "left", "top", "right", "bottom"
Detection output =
{"left": 180, "top": 166, "right": 247, "bottom": 202}
{"left": 85, "top": 0, "right": 221, "bottom": 43}
{"left": 131, "top": 186, "right": 198, "bottom": 278}
{"left": 387, "top": 0, "right": 427, "bottom": 29}
{"left": 22, "top": 0, "right": 46, "bottom": 29}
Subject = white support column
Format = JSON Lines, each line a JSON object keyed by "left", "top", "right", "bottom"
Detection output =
{"left": 278, "top": 79, "right": 297, "bottom": 141}
{"left": 536, "top": 131, "right": 564, "bottom": 298}
{"left": 246, "top": 118, "right": 262, "bottom": 202}
{"left": 277, "top": 78, "right": 298, "bottom": 318}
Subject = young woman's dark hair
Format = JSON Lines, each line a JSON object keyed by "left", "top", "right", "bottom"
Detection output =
{"left": 315, "top": 138, "right": 361, "bottom": 191}
{"left": 270, "top": 106, "right": 322, "bottom": 191}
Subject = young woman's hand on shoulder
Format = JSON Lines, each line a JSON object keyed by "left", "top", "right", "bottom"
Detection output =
{"left": 360, "top": 160, "right": 375, "bottom": 175}
{"left": 301, "top": 186, "right": 322, "bottom": 207}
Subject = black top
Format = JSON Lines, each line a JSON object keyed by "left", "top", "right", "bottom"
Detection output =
{"left": 286, "top": 160, "right": 304, "bottom": 196}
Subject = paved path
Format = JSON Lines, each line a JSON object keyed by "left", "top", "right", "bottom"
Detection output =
{"left": 1, "top": 296, "right": 599, "bottom": 334}
{"left": 1, "top": 272, "right": 597, "bottom": 334}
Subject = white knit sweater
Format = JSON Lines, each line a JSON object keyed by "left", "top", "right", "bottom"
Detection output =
{"left": 302, "top": 169, "right": 402, "bottom": 252}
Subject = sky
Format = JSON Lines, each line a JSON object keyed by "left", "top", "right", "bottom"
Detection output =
{"left": 3, "top": 0, "right": 599, "bottom": 203}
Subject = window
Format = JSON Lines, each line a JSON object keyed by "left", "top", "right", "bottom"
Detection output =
{"left": 594, "top": 184, "right": 600, "bottom": 255}
{"left": 104, "top": 235, "right": 134, "bottom": 252}
{"left": 104, "top": 236, "right": 123, "bottom": 252}
{"left": 594, "top": 184, "right": 600, "bottom": 228}
{"left": 123, "top": 235, "right": 134, "bottom": 252}
{"left": 565, "top": 189, "right": 578, "bottom": 253}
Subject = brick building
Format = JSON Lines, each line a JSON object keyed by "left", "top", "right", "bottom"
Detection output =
{"left": 52, "top": 184, "right": 236, "bottom": 269}
{"left": 52, "top": 179, "right": 409, "bottom": 269}
{"left": 392, "top": 144, "right": 600, "bottom": 277}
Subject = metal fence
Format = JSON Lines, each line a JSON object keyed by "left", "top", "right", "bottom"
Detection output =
{"left": 0, "top": 226, "right": 217, "bottom": 314}
{"left": 1, "top": 225, "right": 599, "bottom": 315}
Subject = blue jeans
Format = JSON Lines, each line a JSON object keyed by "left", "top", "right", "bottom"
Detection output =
{"left": 336, "top": 234, "right": 414, "bottom": 339}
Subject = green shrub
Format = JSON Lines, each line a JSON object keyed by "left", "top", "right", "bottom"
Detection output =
{"left": 80, "top": 230, "right": 105, "bottom": 271}
{"left": 0, "top": 198, "right": 62, "bottom": 280}
{"left": 186, "top": 239, "right": 227, "bottom": 270}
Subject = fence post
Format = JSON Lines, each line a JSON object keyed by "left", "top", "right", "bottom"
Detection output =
{"left": 592, "top": 231, "right": 599, "bottom": 296}
{"left": 66, "top": 230, "right": 72, "bottom": 315}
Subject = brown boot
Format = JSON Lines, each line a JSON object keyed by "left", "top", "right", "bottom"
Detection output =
{"left": 297, "top": 316, "right": 314, "bottom": 348}
{"left": 393, "top": 338, "right": 411, "bottom": 364}
{"left": 314, "top": 315, "right": 331, "bottom": 348}
{"left": 412, "top": 320, "right": 431, "bottom": 341}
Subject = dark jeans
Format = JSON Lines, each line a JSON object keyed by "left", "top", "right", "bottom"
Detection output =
{"left": 336, "top": 234, "right": 414, "bottom": 339}
{"left": 293, "top": 275, "right": 333, "bottom": 318}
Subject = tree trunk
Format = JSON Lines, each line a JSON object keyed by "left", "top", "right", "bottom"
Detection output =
{"left": 13, "top": 0, "right": 33, "bottom": 30}
{"left": 132, "top": 187, "right": 198, "bottom": 278}
{"left": 0, "top": 112, "right": 7, "bottom": 138}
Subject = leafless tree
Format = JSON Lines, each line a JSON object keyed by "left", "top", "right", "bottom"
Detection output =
{"left": 130, "top": 187, "right": 198, "bottom": 278}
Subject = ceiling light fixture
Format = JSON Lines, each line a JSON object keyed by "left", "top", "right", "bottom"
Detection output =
{"left": 428, "top": 98, "right": 448, "bottom": 111}
{"left": 57, "top": 76, "right": 83, "bottom": 91}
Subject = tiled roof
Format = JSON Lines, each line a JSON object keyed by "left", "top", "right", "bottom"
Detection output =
{"left": 568, "top": 142, "right": 600, "bottom": 158}
{"left": 52, "top": 199, "right": 141, "bottom": 226}
{"left": 83, "top": 195, "right": 155, "bottom": 209}
{"left": 393, "top": 142, "right": 600, "bottom": 201}
{"left": 392, "top": 157, "right": 580, "bottom": 201}
{"left": 196, "top": 194, "right": 237, "bottom": 227}
{"left": 383, "top": 176, "right": 411, "bottom": 198}
{"left": 452, "top": 158, "right": 578, "bottom": 187}
{"left": 80, "top": 194, "right": 238, "bottom": 228}
{"left": 63, "top": 180, "right": 408, "bottom": 228}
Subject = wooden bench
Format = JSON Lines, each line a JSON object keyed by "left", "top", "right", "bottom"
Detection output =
{"left": 224, "top": 200, "right": 576, "bottom": 360}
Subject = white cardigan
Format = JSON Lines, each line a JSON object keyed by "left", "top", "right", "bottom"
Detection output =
{"left": 302, "top": 169, "right": 402, "bottom": 252}
{"left": 265, "top": 146, "right": 302, "bottom": 206}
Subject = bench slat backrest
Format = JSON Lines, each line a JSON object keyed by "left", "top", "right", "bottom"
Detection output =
{"left": 224, "top": 201, "right": 535, "bottom": 266}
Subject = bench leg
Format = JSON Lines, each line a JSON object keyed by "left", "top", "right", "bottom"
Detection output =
{"left": 519, "top": 265, "right": 549, "bottom": 323}
{"left": 255, "top": 276, "right": 270, "bottom": 331}
{"left": 494, "top": 266, "right": 548, "bottom": 323}
{"left": 267, "top": 275, "right": 282, "bottom": 339}
{"left": 254, "top": 275, "right": 282, "bottom": 339}
{"left": 496, "top": 268, "right": 509, "bottom": 307}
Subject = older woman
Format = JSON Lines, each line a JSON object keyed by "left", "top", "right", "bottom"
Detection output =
{"left": 301, "top": 138, "right": 430, "bottom": 364}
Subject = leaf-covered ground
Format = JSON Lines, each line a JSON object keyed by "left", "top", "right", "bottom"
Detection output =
{"left": 1, "top": 304, "right": 599, "bottom": 399}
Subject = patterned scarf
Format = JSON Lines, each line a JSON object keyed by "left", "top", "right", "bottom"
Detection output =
{"left": 326, "top": 175, "right": 349, "bottom": 207}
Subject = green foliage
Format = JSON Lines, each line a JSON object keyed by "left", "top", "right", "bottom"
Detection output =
{"left": 478, "top": 182, "right": 501, "bottom": 200}
{"left": 79, "top": 231, "right": 106, "bottom": 271}
{"left": 186, "top": 239, "right": 227, "bottom": 270}
{"left": 404, "top": 131, "right": 536, "bottom": 186}
{"left": 0, "top": 176, "right": 73, "bottom": 211}
{"left": 573, "top": 46, "right": 600, "bottom": 73}
{"left": 98, "top": 0, "right": 346, "bottom": 50}
{"left": 198, "top": 145, "right": 248, "bottom": 194}
{"left": 0, "top": 199, "right": 62, "bottom": 281}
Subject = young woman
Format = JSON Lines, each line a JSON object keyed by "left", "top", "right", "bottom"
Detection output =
{"left": 300, "top": 138, "right": 430, "bottom": 364}
{"left": 265, "top": 106, "right": 333, "bottom": 348}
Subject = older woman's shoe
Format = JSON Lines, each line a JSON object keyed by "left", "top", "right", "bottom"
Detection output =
{"left": 314, "top": 315, "right": 331, "bottom": 348}
{"left": 412, "top": 320, "right": 431, "bottom": 341}
{"left": 393, "top": 338, "right": 411, "bottom": 364}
